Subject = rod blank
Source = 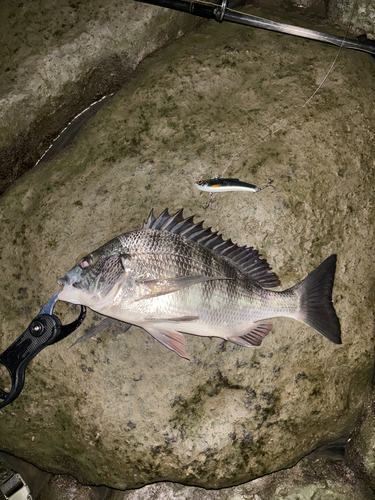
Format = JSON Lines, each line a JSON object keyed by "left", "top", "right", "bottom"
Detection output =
{"left": 134, "top": 0, "right": 375, "bottom": 55}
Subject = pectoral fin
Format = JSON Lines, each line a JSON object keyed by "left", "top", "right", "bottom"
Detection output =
{"left": 145, "top": 316, "right": 199, "bottom": 323}
{"left": 136, "top": 275, "right": 228, "bottom": 300}
{"left": 70, "top": 317, "right": 131, "bottom": 347}
{"left": 228, "top": 322, "right": 273, "bottom": 347}
{"left": 145, "top": 327, "right": 190, "bottom": 360}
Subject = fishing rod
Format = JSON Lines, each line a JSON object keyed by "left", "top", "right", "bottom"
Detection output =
{"left": 134, "top": 0, "right": 375, "bottom": 55}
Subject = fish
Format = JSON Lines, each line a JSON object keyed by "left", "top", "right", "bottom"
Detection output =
{"left": 58, "top": 208, "right": 341, "bottom": 360}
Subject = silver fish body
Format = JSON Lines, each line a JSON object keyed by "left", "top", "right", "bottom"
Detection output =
{"left": 58, "top": 209, "right": 341, "bottom": 359}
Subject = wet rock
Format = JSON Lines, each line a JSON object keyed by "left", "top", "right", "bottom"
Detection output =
{"left": 327, "top": 0, "right": 375, "bottom": 39}
{"left": 3, "top": 447, "right": 373, "bottom": 500}
{"left": 109, "top": 456, "right": 374, "bottom": 499}
{"left": 0, "top": 451, "right": 109, "bottom": 500}
{"left": 36, "top": 474, "right": 107, "bottom": 500}
{"left": 0, "top": 5, "right": 374, "bottom": 491}
{"left": 346, "top": 394, "right": 375, "bottom": 490}
{"left": 0, "top": 0, "right": 200, "bottom": 193}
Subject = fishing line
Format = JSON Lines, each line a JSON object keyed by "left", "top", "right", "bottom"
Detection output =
{"left": 216, "top": 0, "right": 359, "bottom": 178}
{"left": 35, "top": 93, "right": 114, "bottom": 166}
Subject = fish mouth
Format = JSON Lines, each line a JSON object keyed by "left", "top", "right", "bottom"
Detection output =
{"left": 58, "top": 275, "right": 75, "bottom": 287}
{"left": 57, "top": 280, "right": 82, "bottom": 304}
{"left": 57, "top": 276, "right": 75, "bottom": 301}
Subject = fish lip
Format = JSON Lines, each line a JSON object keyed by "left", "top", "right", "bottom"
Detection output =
{"left": 58, "top": 276, "right": 70, "bottom": 286}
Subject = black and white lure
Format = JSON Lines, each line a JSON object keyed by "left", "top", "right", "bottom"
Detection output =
{"left": 195, "top": 177, "right": 274, "bottom": 209}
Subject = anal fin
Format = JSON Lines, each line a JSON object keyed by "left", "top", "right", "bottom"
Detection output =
{"left": 228, "top": 322, "right": 273, "bottom": 347}
{"left": 145, "top": 327, "right": 190, "bottom": 360}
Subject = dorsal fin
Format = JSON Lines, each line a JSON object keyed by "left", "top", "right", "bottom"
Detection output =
{"left": 143, "top": 209, "right": 280, "bottom": 288}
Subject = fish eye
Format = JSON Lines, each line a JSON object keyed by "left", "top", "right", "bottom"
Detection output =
{"left": 197, "top": 179, "right": 203, "bottom": 185}
{"left": 79, "top": 256, "right": 93, "bottom": 269}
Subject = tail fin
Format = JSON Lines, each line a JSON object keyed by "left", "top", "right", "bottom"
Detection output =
{"left": 292, "top": 255, "right": 341, "bottom": 344}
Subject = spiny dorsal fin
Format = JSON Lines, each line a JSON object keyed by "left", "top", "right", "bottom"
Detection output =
{"left": 143, "top": 209, "right": 280, "bottom": 288}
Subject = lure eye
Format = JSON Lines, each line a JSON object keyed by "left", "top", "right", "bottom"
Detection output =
{"left": 197, "top": 179, "right": 203, "bottom": 185}
{"left": 79, "top": 256, "right": 92, "bottom": 269}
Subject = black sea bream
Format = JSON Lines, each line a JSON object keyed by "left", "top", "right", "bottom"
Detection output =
{"left": 58, "top": 209, "right": 341, "bottom": 359}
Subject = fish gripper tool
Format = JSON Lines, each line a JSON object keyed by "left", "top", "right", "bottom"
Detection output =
{"left": 0, "top": 292, "right": 86, "bottom": 409}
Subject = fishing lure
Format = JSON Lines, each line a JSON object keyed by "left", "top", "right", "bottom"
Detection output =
{"left": 191, "top": 1, "right": 362, "bottom": 210}
{"left": 195, "top": 177, "right": 274, "bottom": 209}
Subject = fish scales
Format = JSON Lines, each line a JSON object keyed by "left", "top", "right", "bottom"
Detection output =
{"left": 119, "top": 230, "right": 263, "bottom": 332}
{"left": 58, "top": 208, "right": 341, "bottom": 359}
{"left": 121, "top": 230, "right": 274, "bottom": 324}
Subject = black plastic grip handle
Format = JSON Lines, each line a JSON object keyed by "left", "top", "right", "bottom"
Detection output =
{"left": 0, "top": 314, "right": 62, "bottom": 408}
{"left": 0, "top": 304, "right": 86, "bottom": 409}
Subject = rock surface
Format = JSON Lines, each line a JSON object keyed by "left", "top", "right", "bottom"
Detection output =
{"left": 36, "top": 475, "right": 106, "bottom": 500}
{"left": 109, "top": 455, "right": 375, "bottom": 499}
{"left": 3, "top": 446, "right": 375, "bottom": 500}
{"left": 327, "top": 0, "right": 375, "bottom": 39}
{"left": 0, "top": 0, "right": 200, "bottom": 193}
{"left": 346, "top": 396, "right": 375, "bottom": 490}
{"left": 0, "top": 3, "right": 375, "bottom": 492}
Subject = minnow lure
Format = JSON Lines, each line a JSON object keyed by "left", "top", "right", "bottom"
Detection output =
{"left": 195, "top": 177, "right": 274, "bottom": 209}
